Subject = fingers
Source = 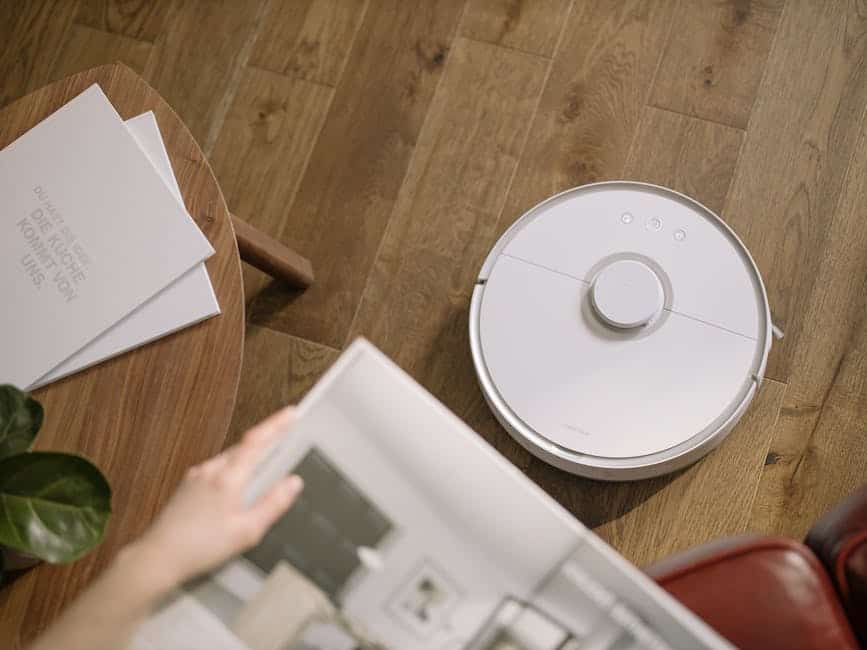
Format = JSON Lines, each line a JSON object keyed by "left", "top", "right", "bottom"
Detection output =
{"left": 243, "top": 406, "right": 295, "bottom": 445}
{"left": 189, "top": 407, "right": 295, "bottom": 484}
{"left": 192, "top": 449, "right": 232, "bottom": 478}
{"left": 226, "top": 407, "right": 296, "bottom": 484}
{"left": 246, "top": 475, "right": 304, "bottom": 540}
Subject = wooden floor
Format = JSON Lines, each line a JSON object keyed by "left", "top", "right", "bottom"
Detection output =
{"left": 3, "top": 0, "right": 867, "bottom": 568}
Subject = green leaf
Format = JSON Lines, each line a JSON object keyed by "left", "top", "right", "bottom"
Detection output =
{"left": 0, "top": 385, "right": 43, "bottom": 460}
{"left": 0, "top": 452, "right": 111, "bottom": 563}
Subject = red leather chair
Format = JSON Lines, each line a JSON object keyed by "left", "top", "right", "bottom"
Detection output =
{"left": 645, "top": 485, "right": 867, "bottom": 649}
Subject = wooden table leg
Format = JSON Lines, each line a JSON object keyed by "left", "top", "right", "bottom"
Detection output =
{"left": 231, "top": 214, "right": 314, "bottom": 289}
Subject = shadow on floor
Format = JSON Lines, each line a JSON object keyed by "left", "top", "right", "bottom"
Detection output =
{"left": 525, "top": 459, "right": 683, "bottom": 529}
{"left": 245, "top": 277, "right": 307, "bottom": 324}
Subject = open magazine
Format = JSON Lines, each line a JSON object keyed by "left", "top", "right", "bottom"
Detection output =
{"left": 133, "top": 339, "right": 730, "bottom": 650}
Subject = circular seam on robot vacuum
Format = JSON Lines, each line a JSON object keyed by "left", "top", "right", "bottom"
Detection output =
{"left": 470, "top": 181, "right": 772, "bottom": 480}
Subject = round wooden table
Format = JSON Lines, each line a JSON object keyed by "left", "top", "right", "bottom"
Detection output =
{"left": 0, "top": 64, "right": 244, "bottom": 646}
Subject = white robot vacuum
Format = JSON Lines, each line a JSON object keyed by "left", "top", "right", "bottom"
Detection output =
{"left": 469, "top": 181, "right": 778, "bottom": 481}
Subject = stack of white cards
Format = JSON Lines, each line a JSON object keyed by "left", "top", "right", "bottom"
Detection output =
{"left": 0, "top": 84, "right": 221, "bottom": 390}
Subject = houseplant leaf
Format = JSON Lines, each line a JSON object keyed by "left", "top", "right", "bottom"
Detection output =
{"left": 0, "top": 452, "right": 111, "bottom": 563}
{"left": 0, "top": 385, "right": 43, "bottom": 460}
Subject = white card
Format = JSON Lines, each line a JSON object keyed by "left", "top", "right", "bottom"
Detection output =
{"left": 0, "top": 84, "right": 214, "bottom": 388}
{"left": 30, "top": 112, "right": 221, "bottom": 389}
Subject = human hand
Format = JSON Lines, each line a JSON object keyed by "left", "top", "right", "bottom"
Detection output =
{"left": 127, "top": 407, "right": 303, "bottom": 591}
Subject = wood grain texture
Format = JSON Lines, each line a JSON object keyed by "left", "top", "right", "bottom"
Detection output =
{"left": 0, "top": 0, "right": 78, "bottom": 107}
{"left": 624, "top": 106, "right": 744, "bottom": 214}
{"left": 523, "top": 379, "right": 787, "bottom": 567}
{"left": 348, "top": 36, "right": 548, "bottom": 467}
{"left": 0, "top": 0, "right": 28, "bottom": 48}
{"left": 0, "top": 64, "right": 244, "bottom": 647}
{"left": 144, "top": 0, "right": 269, "bottom": 152}
{"left": 0, "top": 0, "right": 27, "bottom": 22}
{"left": 774, "top": 114, "right": 867, "bottom": 411}
{"left": 459, "top": 0, "right": 573, "bottom": 57}
{"left": 721, "top": 0, "right": 867, "bottom": 385}
{"left": 250, "top": 0, "right": 368, "bottom": 86}
{"left": 248, "top": 0, "right": 465, "bottom": 347}
{"left": 51, "top": 23, "right": 152, "bottom": 80}
{"left": 497, "top": 0, "right": 675, "bottom": 234}
{"left": 76, "top": 0, "right": 170, "bottom": 41}
{"left": 750, "top": 109, "right": 867, "bottom": 539}
{"left": 649, "top": 0, "right": 783, "bottom": 128}
{"left": 210, "top": 66, "right": 332, "bottom": 302}
{"left": 227, "top": 325, "right": 339, "bottom": 445}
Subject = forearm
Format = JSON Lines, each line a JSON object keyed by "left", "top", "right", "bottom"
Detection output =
{"left": 28, "top": 541, "right": 177, "bottom": 650}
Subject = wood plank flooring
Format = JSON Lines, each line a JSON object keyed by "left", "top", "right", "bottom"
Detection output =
{"left": 2, "top": 0, "right": 866, "bottom": 578}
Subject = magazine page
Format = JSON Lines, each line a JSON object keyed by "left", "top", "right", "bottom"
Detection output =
{"left": 133, "top": 340, "right": 729, "bottom": 650}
